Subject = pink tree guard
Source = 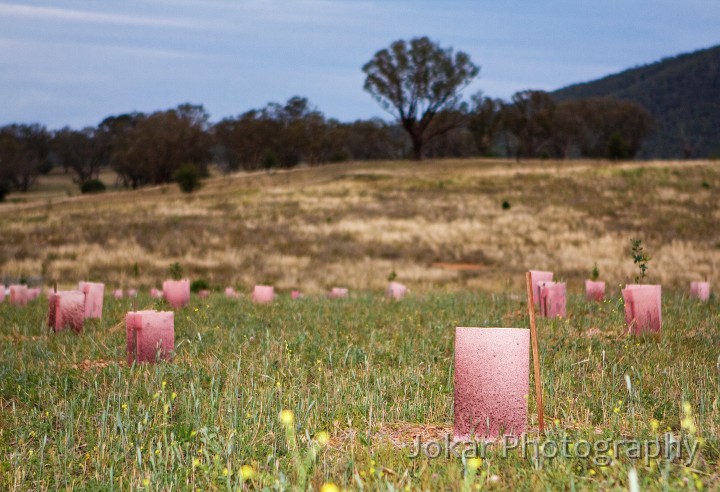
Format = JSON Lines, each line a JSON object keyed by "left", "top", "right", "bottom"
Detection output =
{"left": 163, "top": 279, "right": 190, "bottom": 309}
{"left": 150, "top": 288, "right": 163, "bottom": 299}
{"left": 328, "top": 287, "right": 349, "bottom": 299}
{"left": 252, "top": 285, "right": 275, "bottom": 303}
{"left": 125, "top": 310, "right": 174, "bottom": 364}
{"left": 454, "top": 327, "right": 530, "bottom": 441}
{"left": 585, "top": 280, "right": 605, "bottom": 302}
{"left": 690, "top": 281, "right": 710, "bottom": 302}
{"left": 225, "top": 287, "right": 239, "bottom": 299}
{"left": 48, "top": 290, "right": 85, "bottom": 333}
{"left": 198, "top": 289, "right": 210, "bottom": 298}
{"left": 127, "top": 288, "right": 138, "bottom": 298}
{"left": 538, "top": 281, "right": 567, "bottom": 318}
{"left": 386, "top": 282, "right": 408, "bottom": 300}
{"left": 26, "top": 287, "right": 41, "bottom": 301}
{"left": 528, "top": 271, "right": 553, "bottom": 307}
{"left": 78, "top": 281, "right": 105, "bottom": 319}
{"left": 291, "top": 290, "right": 303, "bottom": 299}
{"left": 113, "top": 289, "right": 124, "bottom": 299}
{"left": 622, "top": 284, "right": 662, "bottom": 335}
{"left": 0, "top": 285, "right": 4, "bottom": 303}
{"left": 9, "top": 285, "right": 28, "bottom": 306}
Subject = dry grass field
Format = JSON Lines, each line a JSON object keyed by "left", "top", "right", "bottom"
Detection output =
{"left": 1, "top": 158, "right": 717, "bottom": 293}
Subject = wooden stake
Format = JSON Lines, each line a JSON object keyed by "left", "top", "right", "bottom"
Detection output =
{"left": 525, "top": 271, "right": 545, "bottom": 433}
{"left": 134, "top": 326, "right": 139, "bottom": 365}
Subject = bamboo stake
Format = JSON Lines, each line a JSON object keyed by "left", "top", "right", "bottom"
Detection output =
{"left": 525, "top": 271, "right": 545, "bottom": 433}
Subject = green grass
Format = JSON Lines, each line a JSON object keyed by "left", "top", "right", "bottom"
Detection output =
{"left": 1, "top": 290, "right": 718, "bottom": 490}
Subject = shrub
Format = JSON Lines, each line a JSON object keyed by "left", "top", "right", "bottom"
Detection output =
{"left": 607, "top": 132, "right": 631, "bottom": 160}
{"left": 190, "top": 279, "right": 210, "bottom": 293}
{"left": 173, "top": 164, "right": 203, "bottom": 194}
{"left": 80, "top": 179, "right": 106, "bottom": 194}
{"left": 261, "top": 150, "right": 279, "bottom": 170}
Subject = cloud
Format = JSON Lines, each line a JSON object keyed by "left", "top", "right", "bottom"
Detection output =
{"left": 0, "top": 37, "right": 198, "bottom": 63}
{"left": 152, "top": 0, "right": 377, "bottom": 27}
{"left": 0, "top": 2, "right": 207, "bottom": 29}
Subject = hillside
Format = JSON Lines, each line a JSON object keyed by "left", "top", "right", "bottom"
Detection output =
{"left": 1, "top": 158, "right": 718, "bottom": 291}
{"left": 553, "top": 45, "right": 720, "bottom": 158}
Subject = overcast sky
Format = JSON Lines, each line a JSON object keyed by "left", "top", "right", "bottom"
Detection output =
{"left": 1, "top": 0, "right": 718, "bottom": 128}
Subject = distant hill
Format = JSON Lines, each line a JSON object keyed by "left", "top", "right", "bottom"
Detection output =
{"left": 553, "top": 45, "right": 720, "bottom": 158}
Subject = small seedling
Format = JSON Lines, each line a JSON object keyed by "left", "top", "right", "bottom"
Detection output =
{"left": 502, "top": 200, "right": 511, "bottom": 210}
{"left": 387, "top": 270, "right": 397, "bottom": 281}
{"left": 168, "top": 262, "right": 183, "bottom": 281}
{"left": 591, "top": 263, "right": 600, "bottom": 281}
{"left": 630, "top": 239, "right": 650, "bottom": 283}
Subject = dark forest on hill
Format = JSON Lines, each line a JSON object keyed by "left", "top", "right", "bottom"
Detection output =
{"left": 554, "top": 45, "right": 720, "bottom": 159}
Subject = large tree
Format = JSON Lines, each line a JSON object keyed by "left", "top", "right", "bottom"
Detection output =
{"left": 110, "top": 104, "right": 212, "bottom": 188}
{"left": 0, "top": 124, "right": 50, "bottom": 192}
{"left": 214, "top": 97, "right": 337, "bottom": 170}
{"left": 499, "top": 90, "right": 557, "bottom": 159}
{"left": 467, "top": 93, "right": 501, "bottom": 156}
{"left": 362, "top": 36, "right": 479, "bottom": 160}
{"left": 52, "top": 127, "right": 105, "bottom": 184}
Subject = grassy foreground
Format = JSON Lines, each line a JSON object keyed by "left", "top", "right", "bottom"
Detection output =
{"left": 1, "top": 290, "right": 718, "bottom": 490}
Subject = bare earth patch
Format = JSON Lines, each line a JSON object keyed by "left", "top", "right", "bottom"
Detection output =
{"left": 71, "top": 359, "right": 113, "bottom": 371}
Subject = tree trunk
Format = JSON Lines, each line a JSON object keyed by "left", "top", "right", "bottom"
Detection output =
{"left": 411, "top": 136, "right": 423, "bottom": 161}
{"left": 402, "top": 119, "right": 424, "bottom": 161}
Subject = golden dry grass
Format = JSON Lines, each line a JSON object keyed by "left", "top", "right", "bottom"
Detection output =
{"left": 1, "top": 158, "right": 718, "bottom": 293}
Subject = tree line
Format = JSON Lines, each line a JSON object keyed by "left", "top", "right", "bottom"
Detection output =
{"left": 0, "top": 37, "right": 653, "bottom": 197}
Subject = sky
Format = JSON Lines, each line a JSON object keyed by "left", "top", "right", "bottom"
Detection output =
{"left": 1, "top": 0, "right": 718, "bottom": 129}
